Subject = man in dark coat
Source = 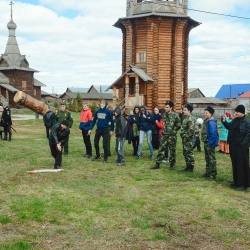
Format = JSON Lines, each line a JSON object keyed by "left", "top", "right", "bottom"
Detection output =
{"left": 222, "top": 104, "right": 250, "bottom": 191}
{"left": 114, "top": 107, "right": 127, "bottom": 166}
{"left": 1, "top": 102, "right": 12, "bottom": 141}
{"left": 49, "top": 120, "right": 70, "bottom": 169}
{"left": 43, "top": 106, "right": 56, "bottom": 138}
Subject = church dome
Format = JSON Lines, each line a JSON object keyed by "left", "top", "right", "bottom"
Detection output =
{"left": 7, "top": 19, "right": 17, "bottom": 30}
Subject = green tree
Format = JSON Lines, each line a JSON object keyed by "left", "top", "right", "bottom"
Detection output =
{"left": 53, "top": 100, "right": 59, "bottom": 108}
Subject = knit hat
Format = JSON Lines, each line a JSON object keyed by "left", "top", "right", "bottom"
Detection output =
{"left": 235, "top": 104, "right": 245, "bottom": 114}
{"left": 184, "top": 103, "right": 193, "bottom": 112}
{"left": 61, "top": 120, "right": 69, "bottom": 127}
{"left": 196, "top": 118, "right": 203, "bottom": 125}
{"left": 205, "top": 106, "right": 214, "bottom": 115}
{"left": 165, "top": 100, "right": 174, "bottom": 108}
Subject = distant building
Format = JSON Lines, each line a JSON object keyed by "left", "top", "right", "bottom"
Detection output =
{"left": 59, "top": 86, "right": 113, "bottom": 105}
{"left": 0, "top": 6, "right": 45, "bottom": 107}
{"left": 188, "top": 88, "right": 205, "bottom": 98}
{"left": 215, "top": 84, "right": 250, "bottom": 99}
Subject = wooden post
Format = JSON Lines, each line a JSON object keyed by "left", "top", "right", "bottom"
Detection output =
{"left": 135, "top": 75, "right": 139, "bottom": 105}
{"left": 125, "top": 75, "right": 129, "bottom": 108}
{"left": 14, "top": 91, "right": 48, "bottom": 115}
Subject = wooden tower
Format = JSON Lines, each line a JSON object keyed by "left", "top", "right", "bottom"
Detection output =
{"left": 107, "top": 0, "right": 200, "bottom": 112}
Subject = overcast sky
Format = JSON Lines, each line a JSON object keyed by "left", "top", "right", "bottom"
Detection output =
{"left": 0, "top": 0, "right": 250, "bottom": 97}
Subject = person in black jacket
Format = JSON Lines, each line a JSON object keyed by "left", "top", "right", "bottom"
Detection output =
{"left": 222, "top": 104, "right": 250, "bottom": 191}
{"left": 1, "top": 102, "right": 12, "bottom": 141}
{"left": 49, "top": 120, "right": 70, "bottom": 169}
{"left": 43, "top": 106, "right": 56, "bottom": 138}
{"left": 114, "top": 107, "right": 127, "bottom": 166}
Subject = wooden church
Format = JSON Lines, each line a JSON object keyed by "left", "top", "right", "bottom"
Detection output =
{"left": 0, "top": 2, "right": 45, "bottom": 107}
{"left": 106, "top": 0, "right": 200, "bottom": 113}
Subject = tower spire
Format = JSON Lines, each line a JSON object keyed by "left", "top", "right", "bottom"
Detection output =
{"left": 10, "top": 1, "right": 14, "bottom": 19}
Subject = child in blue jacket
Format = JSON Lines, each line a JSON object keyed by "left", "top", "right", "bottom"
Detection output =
{"left": 201, "top": 106, "right": 219, "bottom": 180}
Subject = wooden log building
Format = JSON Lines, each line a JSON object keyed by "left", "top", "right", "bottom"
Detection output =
{"left": 0, "top": 5, "right": 45, "bottom": 108}
{"left": 106, "top": 0, "right": 200, "bottom": 113}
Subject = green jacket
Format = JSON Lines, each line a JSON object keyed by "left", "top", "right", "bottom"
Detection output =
{"left": 180, "top": 114, "right": 195, "bottom": 141}
{"left": 162, "top": 111, "right": 181, "bottom": 136}
{"left": 55, "top": 110, "right": 73, "bottom": 128}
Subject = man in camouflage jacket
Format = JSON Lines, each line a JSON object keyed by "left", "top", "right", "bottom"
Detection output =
{"left": 55, "top": 103, "right": 73, "bottom": 155}
{"left": 151, "top": 100, "right": 181, "bottom": 170}
{"left": 180, "top": 104, "right": 195, "bottom": 172}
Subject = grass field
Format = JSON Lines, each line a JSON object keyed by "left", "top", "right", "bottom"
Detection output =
{"left": 0, "top": 111, "right": 249, "bottom": 250}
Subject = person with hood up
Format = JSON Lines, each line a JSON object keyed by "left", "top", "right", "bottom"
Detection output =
{"left": 49, "top": 120, "right": 70, "bottom": 169}
{"left": 88, "top": 99, "right": 114, "bottom": 163}
{"left": 79, "top": 102, "right": 93, "bottom": 158}
{"left": 43, "top": 106, "right": 56, "bottom": 138}
{"left": 114, "top": 107, "right": 127, "bottom": 166}
{"left": 1, "top": 101, "right": 12, "bottom": 141}
{"left": 201, "top": 106, "right": 219, "bottom": 180}
{"left": 221, "top": 104, "right": 250, "bottom": 191}
{"left": 127, "top": 105, "right": 140, "bottom": 155}
{"left": 136, "top": 105, "right": 154, "bottom": 159}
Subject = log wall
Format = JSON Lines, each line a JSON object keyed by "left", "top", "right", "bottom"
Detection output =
{"left": 120, "top": 16, "right": 195, "bottom": 112}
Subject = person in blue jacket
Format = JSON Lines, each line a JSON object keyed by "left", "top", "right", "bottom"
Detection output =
{"left": 136, "top": 105, "right": 154, "bottom": 159}
{"left": 88, "top": 99, "right": 114, "bottom": 163}
{"left": 201, "top": 106, "right": 219, "bottom": 180}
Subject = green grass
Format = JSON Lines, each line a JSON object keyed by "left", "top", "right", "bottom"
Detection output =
{"left": 0, "top": 112, "right": 250, "bottom": 249}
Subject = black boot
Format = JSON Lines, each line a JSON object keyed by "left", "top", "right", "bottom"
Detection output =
{"left": 3, "top": 132, "right": 7, "bottom": 140}
{"left": 150, "top": 163, "right": 160, "bottom": 169}
{"left": 181, "top": 165, "right": 189, "bottom": 172}
{"left": 8, "top": 132, "right": 12, "bottom": 141}
{"left": 187, "top": 165, "right": 194, "bottom": 172}
{"left": 170, "top": 165, "right": 175, "bottom": 170}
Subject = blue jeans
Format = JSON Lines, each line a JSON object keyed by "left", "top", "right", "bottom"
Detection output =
{"left": 115, "top": 137, "right": 125, "bottom": 163}
{"left": 137, "top": 130, "right": 153, "bottom": 156}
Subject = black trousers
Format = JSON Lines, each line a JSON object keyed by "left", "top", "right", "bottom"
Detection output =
{"left": 46, "top": 126, "right": 51, "bottom": 138}
{"left": 82, "top": 129, "right": 92, "bottom": 156}
{"left": 94, "top": 129, "right": 109, "bottom": 159}
{"left": 50, "top": 143, "right": 63, "bottom": 167}
{"left": 132, "top": 136, "right": 139, "bottom": 155}
{"left": 152, "top": 133, "right": 160, "bottom": 150}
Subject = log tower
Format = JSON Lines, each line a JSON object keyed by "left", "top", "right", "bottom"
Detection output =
{"left": 108, "top": 0, "right": 200, "bottom": 112}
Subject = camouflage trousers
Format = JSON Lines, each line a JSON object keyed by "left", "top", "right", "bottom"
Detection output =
{"left": 156, "top": 135, "right": 177, "bottom": 165}
{"left": 182, "top": 139, "right": 195, "bottom": 167}
{"left": 204, "top": 143, "right": 217, "bottom": 176}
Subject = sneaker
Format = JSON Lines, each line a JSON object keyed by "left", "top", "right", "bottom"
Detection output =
{"left": 234, "top": 186, "right": 246, "bottom": 191}
{"left": 104, "top": 158, "right": 108, "bottom": 163}
{"left": 84, "top": 154, "right": 92, "bottom": 158}
{"left": 115, "top": 159, "right": 120, "bottom": 163}
{"left": 205, "top": 175, "right": 216, "bottom": 180}
{"left": 149, "top": 155, "right": 154, "bottom": 159}
{"left": 117, "top": 162, "right": 125, "bottom": 166}
{"left": 161, "top": 158, "right": 169, "bottom": 163}
{"left": 136, "top": 155, "right": 140, "bottom": 160}
{"left": 92, "top": 155, "right": 101, "bottom": 161}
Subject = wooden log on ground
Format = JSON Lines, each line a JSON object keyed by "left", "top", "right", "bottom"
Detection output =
{"left": 13, "top": 91, "right": 48, "bottom": 115}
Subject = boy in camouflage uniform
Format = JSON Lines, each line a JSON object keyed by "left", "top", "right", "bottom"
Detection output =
{"left": 180, "top": 104, "right": 195, "bottom": 172}
{"left": 201, "top": 106, "right": 219, "bottom": 180}
{"left": 55, "top": 103, "right": 74, "bottom": 155}
{"left": 150, "top": 100, "right": 181, "bottom": 170}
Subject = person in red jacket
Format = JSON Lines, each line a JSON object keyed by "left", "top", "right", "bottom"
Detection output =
{"left": 79, "top": 103, "right": 93, "bottom": 158}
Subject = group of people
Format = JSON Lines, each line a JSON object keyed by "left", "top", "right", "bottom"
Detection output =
{"left": 42, "top": 99, "right": 250, "bottom": 191}
{"left": 0, "top": 102, "right": 12, "bottom": 141}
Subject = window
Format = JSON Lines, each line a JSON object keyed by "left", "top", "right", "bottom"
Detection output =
{"left": 137, "top": 52, "right": 146, "bottom": 63}
{"left": 22, "top": 81, "right": 26, "bottom": 91}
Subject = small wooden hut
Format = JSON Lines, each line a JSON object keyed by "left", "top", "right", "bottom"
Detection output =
{"left": 106, "top": 0, "right": 200, "bottom": 113}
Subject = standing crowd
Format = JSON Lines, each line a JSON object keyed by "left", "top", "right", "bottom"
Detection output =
{"left": 1, "top": 99, "right": 249, "bottom": 191}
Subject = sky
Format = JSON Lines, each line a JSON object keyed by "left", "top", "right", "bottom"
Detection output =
{"left": 0, "top": 0, "right": 250, "bottom": 97}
